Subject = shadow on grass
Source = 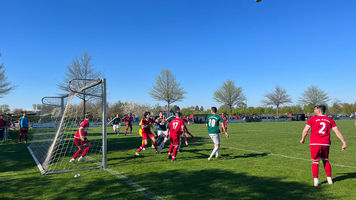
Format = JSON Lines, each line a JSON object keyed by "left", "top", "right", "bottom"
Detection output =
{"left": 130, "top": 169, "right": 335, "bottom": 200}
{"left": 0, "top": 143, "right": 34, "bottom": 172}
{"left": 0, "top": 174, "right": 146, "bottom": 200}
{"left": 332, "top": 172, "right": 356, "bottom": 183}
{"left": 0, "top": 168, "right": 336, "bottom": 200}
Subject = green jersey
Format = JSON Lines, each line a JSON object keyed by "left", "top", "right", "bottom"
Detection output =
{"left": 206, "top": 114, "right": 223, "bottom": 134}
{"left": 157, "top": 117, "right": 167, "bottom": 131}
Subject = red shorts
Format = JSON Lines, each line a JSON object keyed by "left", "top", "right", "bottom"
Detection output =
{"left": 126, "top": 122, "right": 132, "bottom": 126}
{"left": 170, "top": 135, "right": 181, "bottom": 146}
{"left": 310, "top": 145, "right": 330, "bottom": 162}
{"left": 142, "top": 132, "right": 154, "bottom": 140}
{"left": 19, "top": 128, "right": 28, "bottom": 135}
{"left": 74, "top": 137, "right": 90, "bottom": 147}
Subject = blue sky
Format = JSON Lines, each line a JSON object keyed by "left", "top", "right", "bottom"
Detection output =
{"left": 1, "top": 0, "right": 355, "bottom": 110}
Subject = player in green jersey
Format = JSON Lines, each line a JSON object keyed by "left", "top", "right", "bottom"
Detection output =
{"left": 206, "top": 107, "right": 229, "bottom": 160}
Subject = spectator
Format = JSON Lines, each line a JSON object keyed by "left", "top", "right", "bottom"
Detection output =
{"left": 0, "top": 115, "right": 7, "bottom": 141}
{"left": 18, "top": 113, "right": 29, "bottom": 144}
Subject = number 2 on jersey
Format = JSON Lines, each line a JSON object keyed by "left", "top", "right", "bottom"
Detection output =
{"left": 319, "top": 122, "right": 326, "bottom": 134}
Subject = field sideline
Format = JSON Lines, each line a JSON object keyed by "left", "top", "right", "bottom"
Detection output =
{"left": 1, "top": 120, "right": 356, "bottom": 200}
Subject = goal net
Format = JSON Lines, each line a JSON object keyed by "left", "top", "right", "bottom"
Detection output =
{"left": 28, "top": 79, "right": 107, "bottom": 175}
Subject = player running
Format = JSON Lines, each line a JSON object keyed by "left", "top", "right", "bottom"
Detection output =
{"left": 124, "top": 113, "right": 133, "bottom": 135}
{"left": 167, "top": 112, "right": 185, "bottom": 162}
{"left": 70, "top": 113, "right": 93, "bottom": 163}
{"left": 109, "top": 114, "right": 121, "bottom": 135}
{"left": 136, "top": 112, "right": 158, "bottom": 155}
{"left": 220, "top": 112, "right": 228, "bottom": 133}
{"left": 300, "top": 105, "right": 347, "bottom": 187}
{"left": 206, "top": 107, "right": 229, "bottom": 160}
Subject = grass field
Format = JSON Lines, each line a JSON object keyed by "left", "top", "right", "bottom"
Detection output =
{"left": 1, "top": 120, "right": 356, "bottom": 200}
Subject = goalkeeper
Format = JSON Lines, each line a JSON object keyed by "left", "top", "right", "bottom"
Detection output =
{"left": 70, "top": 113, "right": 92, "bottom": 163}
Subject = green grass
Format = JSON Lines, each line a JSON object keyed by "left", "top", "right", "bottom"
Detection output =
{"left": 1, "top": 121, "right": 356, "bottom": 200}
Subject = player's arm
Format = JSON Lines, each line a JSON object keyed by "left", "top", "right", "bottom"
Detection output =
{"left": 332, "top": 127, "right": 347, "bottom": 150}
{"left": 300, "top": 125, "right": 310, "bottom": 144}
{"left": 78, "top": 126, "right": 85, "bottom": 141}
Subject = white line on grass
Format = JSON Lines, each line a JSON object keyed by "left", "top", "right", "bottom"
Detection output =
{"left": 226, "top": 146, "right": 356, "bottom": 169}
{"left": 104, "top": 168, "right": 165, "bottom": 200}
{"left": 86, "top": 157, "right": 165, "bottom": 200}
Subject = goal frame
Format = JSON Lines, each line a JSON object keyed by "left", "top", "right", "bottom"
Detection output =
{"left": 27, "top": 78, "right": 107, "bottom": 175}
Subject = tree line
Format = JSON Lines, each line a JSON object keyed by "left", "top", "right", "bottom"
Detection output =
{"left": 1, "top": 51, "right": 355, "bottom": 119}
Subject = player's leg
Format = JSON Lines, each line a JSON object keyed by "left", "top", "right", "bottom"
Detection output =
{"left": 125, "top": 124, "right": 128, "bottom": 135}
{"left": 79, "top": 140, "right": 90, "bottom": 162}
{"left": 136, "top": 133, "right": 148, "bottom": 155}
{"left": 208, "top": 134, "right": 220, "bottom": 160}
{"left": 322, "top": 146, "right": 332, "bottom": 184}
{"left": 168, "top": 137, "right": 174, "bottom": 159}
{"left": 129, "top": 124, "right": 132, "bottom": 134}
{"left": 310, "top": 145, "right": 321, "bottom": 186}
{"left": 172, "top": 136, "right": 181, "bottom": 161}
{"left": 71, "top": 139, "right": 83, "bottom": 163}
{"left": 150, "top": 134, "right": 158, "bottom": 152}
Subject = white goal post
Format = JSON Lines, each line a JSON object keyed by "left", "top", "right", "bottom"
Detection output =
{"left": 28, "top": 78, "right": 107, "bottom": 175}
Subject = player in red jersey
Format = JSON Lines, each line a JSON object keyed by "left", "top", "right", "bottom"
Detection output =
{"left": 136, "top": 112, "right": 158, "bottom": 155}
{"left": 70, "top": 113, "right": 93, "bottom": 163}
{"left": 181, "top": 116, "right": 195, "bottom": 146}
{"left": 124, "top": 113, "right": 133, "bottom": 135}
{"left": 167, "top": 112, "right": 185, "bottom": 162}
{"left": 220, "top": 112, "right": 228, "bottom": 133}
{"left": 300, "top": 105, "right": 347, "bottom": 187}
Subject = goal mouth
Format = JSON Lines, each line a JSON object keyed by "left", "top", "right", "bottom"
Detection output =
{"left": 28, "top": 79, "right": 107, "bottom": 175}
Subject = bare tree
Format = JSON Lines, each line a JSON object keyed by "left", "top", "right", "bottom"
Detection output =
{"left": 298, "top": 85, "right": 330, "bottom": 106}
{"left": 262, "top": 85, "right": 292, "bottom": 117}
{"left": 150, "top": 69, "right": 186, "bottom": 115}
{"left": 214, "top": 79, "right": 246, "bottom": 115}
{"left": 0, "top": 53, "right": 15, "bottom": 98}
{"left": 58, "top": 52, "right": 101, "bottom": 118}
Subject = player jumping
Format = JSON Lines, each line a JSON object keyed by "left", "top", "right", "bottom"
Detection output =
{"left": 300, "top": 105, "right": 347, "bottom": 187}
{"left": 70, "top": 113, "right": 92, "bottom": 163}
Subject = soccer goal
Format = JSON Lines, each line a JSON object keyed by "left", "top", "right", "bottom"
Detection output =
{"left": 28, "top": 78, "right": 107, "bottom": 175}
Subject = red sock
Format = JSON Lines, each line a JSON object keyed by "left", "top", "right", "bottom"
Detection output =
{"left": 137, "top": 144, "right": 146, "bottom": 153}
{"left": 312, "top": 162, "right": 319, "bottom": 178}
{"left": 172, "top": 146, "right": 178, "bottom": 159}
{"left": 81, "top": 146, "right": 90, "bottom": 157}
{"left": 18, "top": 135, "right": 22, "bottom": 142}
{"left": 323, "top": 161, "right": 332, "bottom": 177}
{"left": 73, "top": 149, "right": 82, "bottom": 159}
{"left": 185, "top": 136, "right": 188, "bottom": 141}
{"left": 125, "top": 127, "right": 128, "bottom": 134}
{"left": 168, "top": 144, "right": 174, "bottom": 154}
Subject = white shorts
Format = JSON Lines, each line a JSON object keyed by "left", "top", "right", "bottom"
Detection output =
{"left": 113, "top": 124, "right": 120, "bottom": 131}
{"left": 157, "top": 130, "right": 168, "bottom": 137}
{"left": 209, "top": 133, "right": 220, "bottom": 145}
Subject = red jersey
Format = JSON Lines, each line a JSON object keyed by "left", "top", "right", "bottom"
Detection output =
{"left": 221, "top": 115, "right": 227, "bottom": 126}
{"left": 169, "top": 118, "right": 184, "bottom": 137}
{"left": 306, "top": 115, "right": 337, "bottom": 146}
{"left": 74, "top": 119, "right": 90, "bottom": 138}
{"left": 141, "top": 118, "right": 155, "bottom": 134}
{"left": 125, "top": 116, "right": 133, "bottom": 123}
